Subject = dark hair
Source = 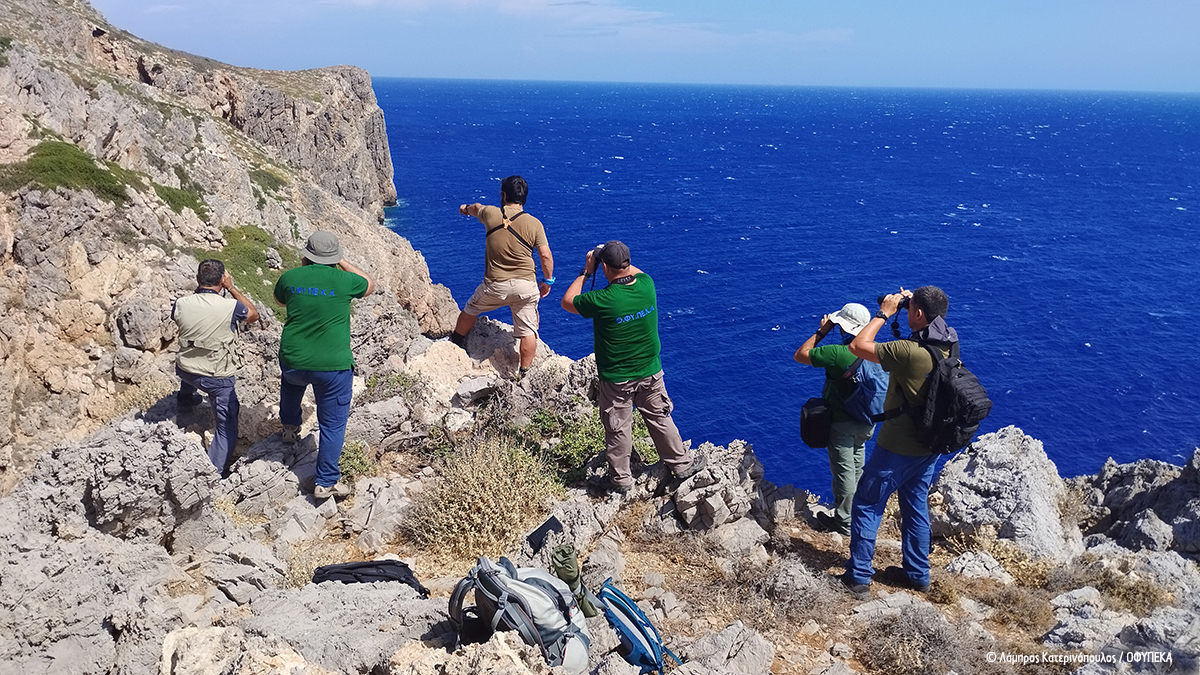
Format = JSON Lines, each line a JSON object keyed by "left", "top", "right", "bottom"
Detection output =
{"left": 500, "top": 175, "right": 528, "bottom": 205}
{"left": 911, "top": 286, "right": 948, "bottom": 320}
{"left": 197, "top": 259, "right": 225, "bottom": 287}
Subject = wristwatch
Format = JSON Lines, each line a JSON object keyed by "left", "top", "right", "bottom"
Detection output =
{"left": 578, "top": 267, "right": 591, "bottom": 278}
{"left": 874, "top": 310, "right": 890, "bottom": 321}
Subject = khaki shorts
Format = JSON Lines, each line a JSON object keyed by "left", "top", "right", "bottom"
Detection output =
{"left": 463, "top": 279, "right": 540, "bottom": 337}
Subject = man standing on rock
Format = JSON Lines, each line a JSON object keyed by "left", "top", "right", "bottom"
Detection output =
{"left": 172, "top": 259, "right": 260, "bottom": 476}
{"left": 839, "top": 286, "right": 956, "bottom": 598}
{"left": 793, "top": 302, "right": 878, "bottom": 536}
{"left": 560, "top": 241, "right": 706, "bottom": 494}
{"left": 274, "top": 231, "right": 375, "bottom": 501}
{"left": 449, "top": 175, "right": 554, "bottom": 379}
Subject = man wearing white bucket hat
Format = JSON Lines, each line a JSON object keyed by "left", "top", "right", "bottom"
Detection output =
{"left": 794, "top": 302, "right": 881, "bottom": 536}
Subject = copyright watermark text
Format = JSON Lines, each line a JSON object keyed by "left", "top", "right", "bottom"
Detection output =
{"left": 985, "top": 651, "right": 1174, "bottom": 665}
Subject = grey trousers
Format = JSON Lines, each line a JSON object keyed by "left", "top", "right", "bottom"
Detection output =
{"left": 598, "top": 371, "right": 691, "bottom": 484}
{"left": 828, "top": 418, "right": 875, "bottom": 531}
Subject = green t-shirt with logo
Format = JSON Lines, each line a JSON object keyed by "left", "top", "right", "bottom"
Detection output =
{"left": 273, "top": 264, "right": 369, "bottom": 371}
{"left": 572, "top": 273, "right": 662, "bottom": 383}
{"left": 809, "top": 343, "right": 860, "bottom": 424}
{"left": 876, "top": 338, "right": 951, "bottom": 456}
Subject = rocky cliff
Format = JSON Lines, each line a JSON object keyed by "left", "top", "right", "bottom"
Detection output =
{"left": 0, "top": 0, "right": 459, "bottom": 487}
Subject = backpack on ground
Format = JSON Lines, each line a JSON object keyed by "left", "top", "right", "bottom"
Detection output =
{"left": 596, "top": 578, "right": 682, "bottom": 674}
{"left": 449, "top": 556, "right": 591, "bottom": 674}
{"left": 874, "top": 340, "right": 992, "bottom": 454}
{"left": 311, "top": 559, "right": 429, "bottom": 597}
{"left": 839, "top": 357, "right": 889, "bottom": 424}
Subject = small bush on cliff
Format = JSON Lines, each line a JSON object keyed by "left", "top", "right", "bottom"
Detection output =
{"left": 509, "top": 407, "right": 657, "bottom": 481}
{"left": 0, "top": 37, "right": 12, "bottom": 67}
{"left": 154, "top": 183, "right": 208, "bottom": 221}
{"left": 855, "top": 605, "right": 1007, "bottom": 675}
{"left": 339, "top": 440, "right": 378, "bottom": 485}
{"left": 1045, "top": 555, "right": 1174, "bottom": 616}
{"left": 401, "top": 437, "right": 561, "bottom": 560}
{"left": 205, "top": 225, "right": 300, "bottom": 319}
{"left": 0, "top": 141, "right": 131, "bottom": 203}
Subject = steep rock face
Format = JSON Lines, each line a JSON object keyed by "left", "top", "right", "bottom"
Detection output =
{"left": 0, "top": 0, "right": 458, "bottom": 486}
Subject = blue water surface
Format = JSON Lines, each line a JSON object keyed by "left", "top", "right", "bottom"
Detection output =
{"left": 377, "top": 78, "right": 1200, "bottom": 494}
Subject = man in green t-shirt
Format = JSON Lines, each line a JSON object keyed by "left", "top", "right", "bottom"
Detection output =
{"left": 836, "top": 285, "right": 956, "bottom": 600}
{"left": 273, "top": 231, "right": 375, "bottom": 501}
{"left": 793, "top": 302, "right": 876, "bottom": 536}
{"left": 561, "top": 241, "right": 706, "bottom": 494}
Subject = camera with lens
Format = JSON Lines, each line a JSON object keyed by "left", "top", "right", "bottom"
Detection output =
{"left": 877, "top": 294, "right": 910, "bottom": 311}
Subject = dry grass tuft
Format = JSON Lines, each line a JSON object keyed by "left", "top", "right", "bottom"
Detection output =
{"left": 213, "top": 495, "right": 268, "bottom": 528}
{"left": 401, "top": 436, "right": 562, "bottom": 560}
{"left": 284, "top": 539, "right": 365, "bottom": 589}
{"left": 855, "top": 605, "right": 1007, "bottom": 675}
{"left": 979, "top": 585, "right": 1055, "bottom": 630}
{"left": 945, "top": 524, "right": 1054, "bottom": 587}
{"left": 1046, "top": 555, "right": 1174, "bottom": 616}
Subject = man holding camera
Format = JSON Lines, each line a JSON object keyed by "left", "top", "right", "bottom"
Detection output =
{"left": 273, "top": 232, "right": 375, "bottom": 501}
{"left": 560, "top": 241, "right": 706, "bottom": 494}
{"left": 840, "top": 286, "right": 956, "bottom": 599}
{"left": 794, "top": 302, "right": 876, "bottom": 536}
{"left": 172, "top": 259, "right": 260, "bottom": 476}
{"left": 450, "top": 175, "right": 554, "bottom": 379}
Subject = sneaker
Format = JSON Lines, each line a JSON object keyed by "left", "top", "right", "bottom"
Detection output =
{"left": 814, "top": 511, "right": 851, "bottom": 537}
{"left": 314, "top": 482, "right": 352, "bottom": 500}
{"left": 833, "top": 572, "right": 871, "bottom": 601}
{"left": 672, "top": 452, "right": 708, "bottom": 481}
{"left": 587, "top": 474, "right": 633, "bottom": 495}
{"left": 878, "top": 565, "right": 930, "bottom": 593}
{"left": 281, "top": 424, "right": 300, "bottom": 445}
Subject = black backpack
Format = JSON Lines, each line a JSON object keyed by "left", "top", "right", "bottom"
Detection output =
{"left": 875, "top": 340, "right": 993, "bottom": 454}
{"left": 311, "top": 559, "right": 430, "bottom": 597}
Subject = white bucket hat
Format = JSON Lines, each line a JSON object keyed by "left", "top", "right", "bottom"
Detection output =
{"left": 829, "top": 302, "right": 871, "bottom": 336}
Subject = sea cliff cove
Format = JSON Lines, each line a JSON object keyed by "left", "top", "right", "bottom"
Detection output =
{"left": 1, "top": 1, "right": 1199, "bottom": 674}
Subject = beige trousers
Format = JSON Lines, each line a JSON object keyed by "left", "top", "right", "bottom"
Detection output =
{"left": 598, "top": 371, "right": 691, "bottom": 484}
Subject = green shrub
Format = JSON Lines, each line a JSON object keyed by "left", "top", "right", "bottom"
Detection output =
{"left": 153, "top": 182, "right": 209, "bottom": 221}
{"left": 203, "top": 225, "right": 300, "bottom": 320}
{"left": 511, "top": 407, "right": 657, "bottom": 481}
{"left": 0, "top": 141, "right": 132, "bottom": 203}
{"left": 401, "top": 437, "right": 561, "bottom": 559}
{"left": 339, "top": 440, "right": 378, "bottom": 485}
{"left": 250, "top": 168, "right": 288, "bottom": 194}
{"left": 0, "top": 36, "right": 13, "bottom": 68}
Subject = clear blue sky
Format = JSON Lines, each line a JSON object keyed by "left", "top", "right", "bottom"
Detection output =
{"left": 90, "top": 0, "right": 1200, "bottom": 92}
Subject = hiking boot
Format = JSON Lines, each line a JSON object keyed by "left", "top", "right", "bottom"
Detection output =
{"left": 281, "top": 424, "right": 301, "bottom": 445}
{"left": 587, "top": 474, "right": 633, "bottom": 495}
{"left": 833, "top": 572, "right": 871, "bottom": 601}
{"left": 314, "top": 482, "right": 352, "bottom": 500}
{"left": 878, "top": 565, "right": 930, "bottom": 593}
{"left": 672, "top": 452, "right": 708, "bottom": 481}
{"left": 814, "top": 511, "right": 851, "bottom": 536}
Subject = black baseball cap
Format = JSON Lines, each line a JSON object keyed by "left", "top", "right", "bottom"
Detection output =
{"left": 598, "top": 240, "right": 630, "bottom": 269}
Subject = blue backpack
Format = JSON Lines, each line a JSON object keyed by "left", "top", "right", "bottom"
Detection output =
{"left": 597, "top": 578, "right": 682, "bottom": 674}
{"left": 839, "top": 358, "right": 889, "bottom": 424}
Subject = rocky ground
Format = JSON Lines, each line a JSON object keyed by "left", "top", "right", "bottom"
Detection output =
{"left": 2, "top": 1, "right": 1199, "bottom": 674}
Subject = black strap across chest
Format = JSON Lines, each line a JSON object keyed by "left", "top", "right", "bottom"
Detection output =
{"left": 486, "top": 211, "right": 535, "bottom": 253}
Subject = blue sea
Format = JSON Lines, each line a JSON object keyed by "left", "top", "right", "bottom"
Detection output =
{"left": 377, "top": 78, "right": 1200, "bottom": 494}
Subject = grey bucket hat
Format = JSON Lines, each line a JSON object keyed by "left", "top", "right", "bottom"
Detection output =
{"left": 304, "top": 231, "right": 343, "bottom": 265}
{"left": 829, "top": 302, "right": 871, "bottom": 336}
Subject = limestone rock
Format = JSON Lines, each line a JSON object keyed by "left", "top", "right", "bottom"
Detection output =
{"left": 160, "top": 626, "right": 338, "bottom": 675}
{"left": 945, "top": 551, "right": 1015, "bottom": 585}
{"left": 931, "top": 426, "right": 1083, "bottom": 561}
{"left": 1042, "top": 587, "right": 1137, "bottom": 652}
{"left": 673, "top": 440, "right": 763, "bottom": 531}
{"left": 683, "top": 621, "right": 775, "bottom": 675}
{"left": 241, "top": 582, "right": 448, "bottom": 674}
{"left": 389, "top": 630, "right": 551, "bottom": 675}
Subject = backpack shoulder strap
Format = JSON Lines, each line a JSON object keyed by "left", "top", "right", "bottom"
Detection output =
{"left": 840, "top": 357, "right": 864, "bottom": 380}
{"left": 449, "top": 573, "right": 476, "bottom": 630}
